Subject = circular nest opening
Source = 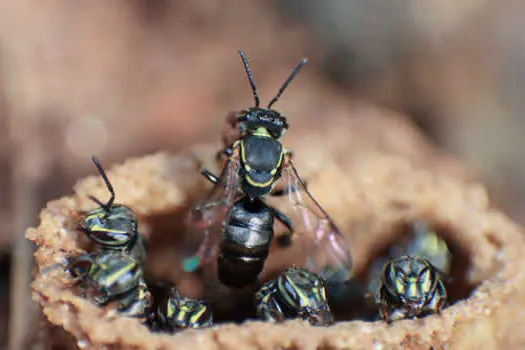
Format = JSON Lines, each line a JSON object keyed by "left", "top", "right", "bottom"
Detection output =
{"left": 27, "top": 151, "right": 525, "bottom": 349}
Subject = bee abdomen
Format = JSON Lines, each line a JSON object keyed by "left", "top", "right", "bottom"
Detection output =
{"left": 218, "top": 245, "right": 268, "bottom": 288}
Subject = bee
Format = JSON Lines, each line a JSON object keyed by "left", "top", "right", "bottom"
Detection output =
{"left": 375, "top": 256, "right": 447, "bottom": 323}
{"left": 366, "top": 221, "right": 452, "bottom": 295}
{"left": 255, "top": 266, "right": 333, "bottom": 326}
{"left": 156, "top": 285, "right": 213, "bottom": 331}
{"left": 77, "top": 156, "right": 146, "bottom": 264}
{"left": 68, "top": 251, "right": 153, "bottom": 322}
{"left": 181, "top": 52, "right": 353, "bottom": 282}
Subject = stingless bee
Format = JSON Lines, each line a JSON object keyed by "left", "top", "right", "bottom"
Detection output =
{"left": 156, "top": 285, "right": 213, "bottom": 331}
{"left": 181, "top": 51, "right": 353, "bottom": 284}
{"left": 366, "top": 220, "right": 452, "bottom": 295}
{"left": 375, "top": 255, "right": 447, "bottom": 323}
{"left": 68, "top": 251, "right": 153, "bottom": 322}
{"left": 77, "top": 156, "right": 146, "bottom": 264}
{"left": 255, "top": 266, "right": 334, "bottom": 326}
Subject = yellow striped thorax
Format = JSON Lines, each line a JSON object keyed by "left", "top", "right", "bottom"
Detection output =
{"left": 86, "top": 252, "right": 142, "bottom": 305}
{"left": 237, "top": 129, "right": 285, "bottom": 199}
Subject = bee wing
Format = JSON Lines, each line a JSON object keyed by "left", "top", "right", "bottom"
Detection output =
{"left": 279, "top": 160, "right": 353, "bottom": 283}
{"left": 182, "top": 151, "right": 241, "bottom": 272}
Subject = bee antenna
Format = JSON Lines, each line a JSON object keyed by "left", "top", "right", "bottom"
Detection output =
{"left": 268, "top": 58, "right": 307, "bottom": 109}
{"left": 239, "top": 50, "right": 260, "bottom": 108}
{"left": 91, "top": 156, "right": 115, "bottom": 211}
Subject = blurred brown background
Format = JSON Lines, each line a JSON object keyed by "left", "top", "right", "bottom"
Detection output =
{"left": 1, "top": 0, "right": 524, "bottom": 348}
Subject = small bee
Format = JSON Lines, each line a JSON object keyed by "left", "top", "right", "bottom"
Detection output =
{"left": 77, "top": 156, "right": 146, "bottom": 264}
{"left": 157, "top": 286, "right": 213, "bottom": 331}
{"left": 375, "top": 256, "right": 447, "bottom": 323}
{"left": 69, "top": 251, "right": 153, "bottom": 322}
{"left": 255, "top": 266, "right": 333, "bottom": 326}
{"left": 366, "top": 221, "right": 452, "bottom": 295}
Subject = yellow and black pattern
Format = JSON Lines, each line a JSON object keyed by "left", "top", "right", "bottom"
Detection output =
{"left": 77, "top": 156, "right": 146, "bottom": 264}
{"left": 68, "top": 251, "right": 154, "bottom": 323}
{"left": 255, "top": 267, "right": 333, "bottom": 326}
{"left": 157, "top": 286, "right": 213, "bottom": 331}
{"left": 375, "top": 256, "right": 447, "bottom": 322}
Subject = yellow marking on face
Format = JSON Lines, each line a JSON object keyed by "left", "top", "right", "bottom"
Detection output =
{"left": 104, "top": 261, "right": 135, "bottom": 286}
{"left": 175, "top": 309, "right": 188, "bottom": 323}
{"left": 167, "top": 300, "right": 175, "bottom": 318}
{"left": 189, "top": 306, "right": 207, "bottom": 324}
{"left": 251, "top": 127, "right": 272, "bottom": 137}
{"left": 286, "top": 277, "right": 310, "bottom": 308}
{"left": 407, "top": 279, "right": 418, "bottom": 298}
{"left": 420, "top": 269, "right": 432, "bottom": 293}
{"left": 320, "top": 287, "right": 328, "bottom": 302}
{"left": 260, "top": 293, "right": 272, "bottom": 305}
{"left": 394, "top": 279, "right": 405, "bottom": 294}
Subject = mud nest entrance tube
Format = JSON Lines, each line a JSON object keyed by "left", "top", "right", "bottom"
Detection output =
{"left": 27, "top": 148, "right": 525, "bottom": 349}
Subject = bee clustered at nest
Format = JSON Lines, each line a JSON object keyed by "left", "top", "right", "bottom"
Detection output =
{"left": 27, "top": 107, "right": 525, "bottom": 349}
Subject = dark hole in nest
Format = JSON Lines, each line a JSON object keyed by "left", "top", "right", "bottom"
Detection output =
{"left": 340, "top": 220, "right": 482, "bottom": 321}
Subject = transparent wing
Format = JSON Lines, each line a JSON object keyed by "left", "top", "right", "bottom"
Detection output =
{"left": 278, "top": 160, "right": 353, "bottom": 283}
{"left": 181, "top": 151, "right": 241, "bottom": 272}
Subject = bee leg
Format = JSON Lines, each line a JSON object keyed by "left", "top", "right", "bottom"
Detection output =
{"left": 200, "top": 167, "right": 220, "bottom": 185}
{"left": 267, "top": 206, "right": 295, "bottom": 247}
{"left": 268, "top": 206, "right": 294, "bottom": 233}
{"left": 256, "top": 293, "right": 285, "bottom": 323}
{"left": 67, "top": 254, "right": 95, "bottom": 279}
{"left": 375, "top": 286, "right": 392, "bottom": 323}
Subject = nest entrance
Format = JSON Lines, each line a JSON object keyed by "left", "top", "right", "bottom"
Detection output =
{"left": 356, "top": 221, "right": 484, "bottom": 306}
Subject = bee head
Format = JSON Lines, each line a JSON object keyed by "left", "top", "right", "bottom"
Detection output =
{"left": 80, "top": 156, "right": 139, "bottom": 248}
{"left": 384, "top": 256, "right": 438, "bottom": 312}
{"left": 236, "top": 108, "right": 288, "bottom": 140}
{"left": 278, "top": 267, "right": 332, "bottom": 324}
{"left": 80, "top": 205, "right": 138, "bottom": 247}
{"left": 87, "top": 252, "right": 142, "bottom": 304}
{"left": 237, "top": 49, "right": 306, "bottom": 139}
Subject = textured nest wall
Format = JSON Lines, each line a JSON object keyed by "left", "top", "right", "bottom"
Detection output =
{"left": 27, "top": 108, "right": 525, "bottom": 349}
